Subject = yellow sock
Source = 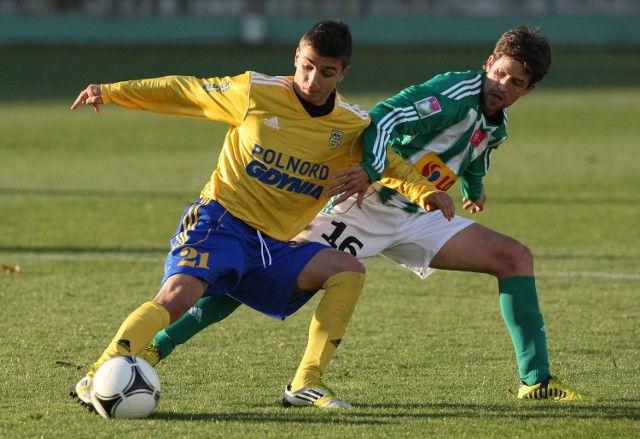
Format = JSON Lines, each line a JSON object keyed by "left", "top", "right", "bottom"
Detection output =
{"left": 291, "top": 271, "right": 365, "bottom": 390}
{"left": 88, "top": 301, "right": 170, "bottom": 377}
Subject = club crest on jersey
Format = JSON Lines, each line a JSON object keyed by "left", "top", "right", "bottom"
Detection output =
{"left": 329, "top": 130, "right": 344, "bottom": 149}
{"left": 415, "top": 96, "right": 441, "bottom": 118}
{"left": 470, "top": 129, "right": 487, "bottom": 147}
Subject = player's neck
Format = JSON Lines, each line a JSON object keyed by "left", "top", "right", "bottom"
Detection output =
{"left": 294, "top": 88, "right": 336, "bottom": 117}
{"left": 484, "top": 108, "right": 504, "bottom": 125}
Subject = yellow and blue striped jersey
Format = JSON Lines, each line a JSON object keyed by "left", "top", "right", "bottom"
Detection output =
{"left": 101, "top": 71, "right": 372, "bottom": 241}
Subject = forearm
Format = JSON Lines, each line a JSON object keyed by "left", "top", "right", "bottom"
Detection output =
{"left": 381, "top": 147, "right": 441, "bottom": 208}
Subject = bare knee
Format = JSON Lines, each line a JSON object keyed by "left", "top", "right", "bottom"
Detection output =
{"left": 498, "top": 239, "right": 534, "bottom": 278}
{"left": 338, "top": 251, "right": 366, "bottom": 274}
{"left": 297, "top": 248, "right": 365, "bottom": 291}
{"left": 153, "top": 274, "right": 205, "bottom": 322}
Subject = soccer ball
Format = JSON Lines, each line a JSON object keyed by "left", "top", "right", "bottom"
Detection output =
{"left": 91, "top": 355, "right": 161, "bottom": 419}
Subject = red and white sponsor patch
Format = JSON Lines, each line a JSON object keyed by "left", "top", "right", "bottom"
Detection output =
{"left": 469, "top": 129, "right": 487, "bottom": 147}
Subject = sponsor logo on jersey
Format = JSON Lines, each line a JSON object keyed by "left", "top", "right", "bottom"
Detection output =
{"left": 470, "top": 129, "right": 487, "bottom": 147}
{"left": 415, "top": 96, "right": 442, "bottom": 118}
{"left": 202, "top": 81, "right": 230, "bottom": 93}
{"left": 247, "top": 144, "right": 329, "bottom": 200}
{"left": 413, "top": 152, "right": 458, "bottom": 191}
{"left": 329, "top": 130, "right": 344, "bottom": 149}
{"left": 264, "top": 116, "right": 280, "bottom": 129}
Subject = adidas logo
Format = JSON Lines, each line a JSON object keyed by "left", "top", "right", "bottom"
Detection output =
{"left": 264, "top": 116, "right": 280, "bottom": 129}
{"left": 188, "top": 306, "right": 203, "bottom": 324}
{"left": 117, "top": 339, "right": 132, "bottom": 353}
{"left": 330, "top": 339, "right": 342, "bottom": 348}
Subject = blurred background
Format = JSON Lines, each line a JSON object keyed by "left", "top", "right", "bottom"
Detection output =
{"left": 0, "top": 0, "right": 639, "bottom": 48}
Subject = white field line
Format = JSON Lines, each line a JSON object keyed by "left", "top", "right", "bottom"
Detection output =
{"left": 3, "top": 252, "right": 639, "bottom": 280}
{"left": 3, "top": 252, "right": 165, "bottom": 264}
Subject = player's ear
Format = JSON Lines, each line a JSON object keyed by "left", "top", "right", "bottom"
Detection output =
{"left": 484, "top": 55, "right": 495, "bottom": 72}
{"left": 337, "top": 65, "right": 350, "bottom": 83}
{"left": 294, "top": 46, "right": 301, "bottom": 67}
{"left": 523, "top": 82, "right": 536, "bottom": 95}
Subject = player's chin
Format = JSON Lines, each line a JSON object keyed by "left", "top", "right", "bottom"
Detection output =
{"left": 483, "top": 95, "right": 504, "bottom": 113}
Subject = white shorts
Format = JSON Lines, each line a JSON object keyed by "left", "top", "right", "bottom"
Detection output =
{"left": 297, "top": 189, "right": 473, "bottom": 279}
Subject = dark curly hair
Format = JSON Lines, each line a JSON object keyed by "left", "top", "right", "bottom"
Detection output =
{"left": 492, "top": 25, "right": 552, "bottom": 85}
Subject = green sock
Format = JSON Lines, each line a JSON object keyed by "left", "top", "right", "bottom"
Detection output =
{"left": 498, "top": 276, "right": 550, "bottom": 385}
{"left": 152, "top": 294, "right": 242, "bottom": 359}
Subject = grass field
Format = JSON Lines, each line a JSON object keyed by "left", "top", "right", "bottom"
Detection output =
{"left": 1, "top": 46, "right": 639, "bottom": 438}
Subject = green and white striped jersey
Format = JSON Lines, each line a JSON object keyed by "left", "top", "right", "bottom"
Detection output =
{"left": 361, "top": 70, "right": 508, "bottom": 211}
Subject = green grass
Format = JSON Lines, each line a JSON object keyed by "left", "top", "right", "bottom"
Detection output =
{"left": 1, "top": 47, "right": 639, "bottom": 438}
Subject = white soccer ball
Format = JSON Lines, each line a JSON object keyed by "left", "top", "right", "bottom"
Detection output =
{"left": 91, "top": 355, "right": 161, "bottom": 419}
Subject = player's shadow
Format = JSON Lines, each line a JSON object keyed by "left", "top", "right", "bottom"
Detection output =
{"left": 151, "top": 401, "right": 640, "bottom": 423}
{"left": 355, "top": 401, "right": 640, "bottom": 420}
{"left": 151, "top": 409, "right": 391, "bottom": 425}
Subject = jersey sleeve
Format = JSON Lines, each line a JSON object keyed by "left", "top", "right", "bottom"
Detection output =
{"left": 379, "top": 147, "right": 440, "bottom": 209}
{"left": 360, "top": 95, "right": 417, "bottom": 183}
{"left": 361, "top": 79, "right": 459, "bottom": 181}
{"left": 460, "top": 149, "right": 491, "bottom": 202}
{"left": 101, "top": 73, "right": 251, "bottom": 126}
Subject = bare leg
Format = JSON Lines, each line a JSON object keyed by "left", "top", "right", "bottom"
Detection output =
{"left": 429, "top": 223, "right": 549, "bottom": 385}
{"left": 430, "top": 223, "right": 533, "bottom": 277}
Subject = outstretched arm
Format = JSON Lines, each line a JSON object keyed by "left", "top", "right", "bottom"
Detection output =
{"left": 71, "top": 84, "right": 103, "bottom": 113}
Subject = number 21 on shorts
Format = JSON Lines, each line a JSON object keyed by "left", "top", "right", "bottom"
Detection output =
{"left": 177, "top": 247, "right": 210, "bottom": 269}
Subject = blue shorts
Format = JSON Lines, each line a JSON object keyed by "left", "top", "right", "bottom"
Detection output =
{"left": 162, "top": 198, "right": 328, "bottom": 320}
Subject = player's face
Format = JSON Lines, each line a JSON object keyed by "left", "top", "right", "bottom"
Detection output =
{"left": 293, "top": 43, "right": 350, "bottom": 106}
{"left": 482, "top": 55, "right": 535, "bottom": 116}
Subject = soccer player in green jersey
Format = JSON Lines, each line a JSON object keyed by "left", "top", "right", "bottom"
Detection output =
{"left": 68, "top": 19, "right": 449, "bottom": 413}
{"left": 301, "top": 25, "right": 592, "bottom": 402}
{"left": 139, "top": 25, "right": 592, "bottom": 405}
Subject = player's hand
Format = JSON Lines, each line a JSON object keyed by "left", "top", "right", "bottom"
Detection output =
{"left": 424, "top": 192, "right": 455, "bottom": 221}
{"left": 71, "top": 84, "right": 103, "bottom": 113}
{"left": 462, "top": 190, "right": 486, "bottom": 214}
{"left": 326, "top": 165, "right": 370, "bottom": 207}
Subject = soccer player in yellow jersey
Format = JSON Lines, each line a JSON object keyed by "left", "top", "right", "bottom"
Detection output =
{"left": 69, "top": 19, "right": 451, "bottom": 411}
{"left": 138, "top": 26, "right": 591, "bottom": 406}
